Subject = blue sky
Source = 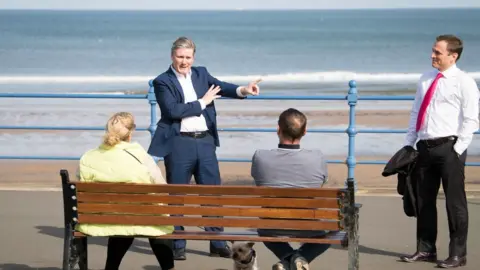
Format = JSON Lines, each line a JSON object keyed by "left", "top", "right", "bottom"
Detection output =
{"left": 2, "top": 0, "right": 480, "bottom": 10}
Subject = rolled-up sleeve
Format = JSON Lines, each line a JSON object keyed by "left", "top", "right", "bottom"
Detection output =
{"left": 454, "top": 77, "right": 480, "bottom": 155}
{"left": 404, "top": 81, "right": 423, "bottom": 146}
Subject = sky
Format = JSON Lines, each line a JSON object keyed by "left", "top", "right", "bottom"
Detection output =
{"left": 2, "top": 0, "right": 480, "bottom": 10}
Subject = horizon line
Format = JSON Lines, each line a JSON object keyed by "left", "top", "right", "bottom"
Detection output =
{"left": 1, "top": 7, "right": 480, "bottom": 11}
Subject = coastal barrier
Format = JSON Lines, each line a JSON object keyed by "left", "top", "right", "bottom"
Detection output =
{"left": 1, "top": 80, "right": 479, "bottom": 188}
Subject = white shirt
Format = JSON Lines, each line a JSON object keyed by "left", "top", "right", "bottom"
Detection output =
{"left": 171, "top": 67, "right": 208, "bottom": 132}
{"left": 405, "top": 64, "right": 479, "bottom": 155}
{"left": 171, "top": 66, "right": 246, "bottom": 132}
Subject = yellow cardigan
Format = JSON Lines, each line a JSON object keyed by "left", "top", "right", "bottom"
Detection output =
{"left": 75, "top": 141, "right": 174, "bottom": 237}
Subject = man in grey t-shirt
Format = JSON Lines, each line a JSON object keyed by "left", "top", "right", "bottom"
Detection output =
{"left": 251, "top": 108, "right": 330, "bottom": 270}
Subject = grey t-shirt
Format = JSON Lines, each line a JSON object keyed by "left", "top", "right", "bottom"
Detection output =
{"left": 251, "top": 147, "right": 328, "bottom": 237}
{"left": 251, "top": 148, "right": 328, "bottom": 188}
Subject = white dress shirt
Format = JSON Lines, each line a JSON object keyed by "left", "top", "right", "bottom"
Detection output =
{"left": 405, "top": 64, "right": 479, "bottom": 155}
{"left": 171, "top": 66, "right": 246, "bottom": 132}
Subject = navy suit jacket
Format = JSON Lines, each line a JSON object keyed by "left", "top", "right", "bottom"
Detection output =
{"left": 147, "top": 66, "right": 243, "bottom": 158}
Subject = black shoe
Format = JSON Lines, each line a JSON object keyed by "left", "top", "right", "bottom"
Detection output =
{"left": 400, "top": 251, "right": 437, "bottom": 263}
{"left": 173, "top": 248, "right": 186, "bottom": 261}
{"left": 209, "top": 245, "right": 232, "bottom": 258}
{"left": 437, "top": 256, "right": 467, "bottom": 268}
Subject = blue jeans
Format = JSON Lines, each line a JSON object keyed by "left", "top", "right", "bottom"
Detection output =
{"left": 263, "top": 242, "right": 330, "bottom": 263}
{"left": 258, "top": 230, "right": 330, "bottom": 263}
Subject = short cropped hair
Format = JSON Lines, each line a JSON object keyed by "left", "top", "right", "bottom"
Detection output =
{"left": 171, "top": 36, "right": 196, "bottom": 55}
{"left": 278, "top": 108, "right": 307, "bottom": 141}
{"left": 436, "top": 34, "right": 463, "bottom": 61}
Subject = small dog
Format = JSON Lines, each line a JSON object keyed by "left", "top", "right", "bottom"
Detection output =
{"left": 231, "top": 241, "right": 258, "bottom": 270}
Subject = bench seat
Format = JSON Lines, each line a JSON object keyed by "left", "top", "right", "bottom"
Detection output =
{"left": 60, "top": 169, "right": 359, "bottom": 270}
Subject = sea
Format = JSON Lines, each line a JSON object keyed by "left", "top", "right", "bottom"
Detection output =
{"left": 1, "top": 9, "right": 480, "bottom": 159}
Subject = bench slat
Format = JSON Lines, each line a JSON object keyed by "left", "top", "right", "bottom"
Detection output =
{"left": 78, "top": 203, "right": 341, "bottom": 220}
{"left": 73, "top": 230, "right": 347, "bottom": 245}
{"left": 77, "top": 213, "right": 342, "bottom": 231}
{"left": 77, "top": 193, "right": 342, "bottom": 209}
{"left": 75, "top": 183, "right": 345, "bottom": 198}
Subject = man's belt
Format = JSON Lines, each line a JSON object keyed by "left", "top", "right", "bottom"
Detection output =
{"left": 180, "top": 131, "right": 208, "bottom": 138}
{"left": 420, "top": 136, "right": 457, "bottom": 148}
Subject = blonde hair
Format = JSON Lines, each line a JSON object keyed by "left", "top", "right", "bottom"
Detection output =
{"left": 103, "top": 112, "right": 136, "bottom": 147}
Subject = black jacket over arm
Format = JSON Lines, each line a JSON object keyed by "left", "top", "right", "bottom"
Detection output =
{"left": 382, "top": 146, "right": 419, "bottom": 217}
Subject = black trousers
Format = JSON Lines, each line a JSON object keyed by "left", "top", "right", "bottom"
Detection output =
{"left": 104, "top": 237, "right": 174, "bottom": 270}
{"left": 413, "top": 137, "right": 468, "bottom": 257}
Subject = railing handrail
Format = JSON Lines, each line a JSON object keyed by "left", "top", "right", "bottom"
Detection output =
{"left": 2, "top": 126, "right": 479, "bottom": 134}
{"left": 0, "top": 92, "right": 416, "bottom": 101}
{"left": 2, "top": 80, "right": 478, "bottom": 190}
{"left": 0, "top": 92, "right": 347, "bottom": 100}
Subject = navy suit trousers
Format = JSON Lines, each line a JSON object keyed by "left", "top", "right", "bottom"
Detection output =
{"left": 163, "top": 133, "right": 225, "bottom": 249}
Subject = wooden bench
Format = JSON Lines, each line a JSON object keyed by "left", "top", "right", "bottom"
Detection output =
{"left": 60, "top": 169, "right": 360, "bottom": 270}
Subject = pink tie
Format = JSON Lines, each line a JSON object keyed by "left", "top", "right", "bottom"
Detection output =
{"left": 416, "top": 72, "right": 444, "bottom": 132}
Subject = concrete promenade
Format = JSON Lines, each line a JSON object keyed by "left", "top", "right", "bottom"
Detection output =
{"left": 0, "top": 190, "right": 479, "bottom": 270}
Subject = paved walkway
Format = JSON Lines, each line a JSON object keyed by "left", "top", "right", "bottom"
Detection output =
{"left": 0, "top": 190, "right": 479, "bottom": 270}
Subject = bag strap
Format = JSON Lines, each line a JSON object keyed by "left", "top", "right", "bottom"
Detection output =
{"left": 124, "top": 149, "right": 142, "bottom": 164}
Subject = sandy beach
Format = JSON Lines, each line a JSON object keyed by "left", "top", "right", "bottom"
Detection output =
{"left": 218, "top": 108, "right": 413, "bottom": 128}
{"left": 2, "top": 156, "right": 480, "bottom": 192}
{"left": 1, "top": 108, "right": 480, "bottom": 191}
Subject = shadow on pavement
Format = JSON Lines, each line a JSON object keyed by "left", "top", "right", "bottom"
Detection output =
{"left": 0, "top": 264, "right": 60, "bottom": 270}
{"left": 37, "top": 225, "right": 406, "bottom": 259}
{"left": 242, "top": 228, "right": 406, "bottom": 258}
{"left": 35, "top": 226, "right": 209, "bottom": 257}
{"left": 144, "top": 267, "right": 228, "bottom": 270}
{"left": 331, "top": 245, "right": 405, "bottom": 258}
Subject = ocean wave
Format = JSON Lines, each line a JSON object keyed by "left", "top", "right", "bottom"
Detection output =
{"left": 219, "top": 71, "right": 480, "bottom": 84}
{"left": 1, "top": 71, "right": 479, "bottom": 85}
{"left": 0, "top": 76, "right": 151, "bottom": 84}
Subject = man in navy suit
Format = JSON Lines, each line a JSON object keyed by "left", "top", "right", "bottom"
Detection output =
{"left": 147, "top": 37, "right": 261, "bottom": 260}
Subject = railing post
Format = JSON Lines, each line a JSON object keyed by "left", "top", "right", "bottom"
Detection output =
{"left": 345, "top": 80, "right": 358, "bottom": 190}
{"left": 147, "top": 79, "right": 157, "bottom": 138}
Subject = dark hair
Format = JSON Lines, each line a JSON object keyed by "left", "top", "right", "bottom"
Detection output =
{"left": 436, "top": 35, "right": 463, "bottom": 61}
{"left": 278, "top": 108, "right": 307, "bottom": 141}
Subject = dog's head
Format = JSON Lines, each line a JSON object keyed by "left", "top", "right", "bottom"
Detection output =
{"left": 230, "top": 241, "right": 256, "bottom": 263}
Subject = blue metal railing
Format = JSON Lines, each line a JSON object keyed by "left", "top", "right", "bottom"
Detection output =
{"left": 1, "top": 79, "right": 479, "bottom": 189}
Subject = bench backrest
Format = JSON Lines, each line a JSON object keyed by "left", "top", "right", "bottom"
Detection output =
{"left": 61, "top": 170, "right": 354, "bottom": 232}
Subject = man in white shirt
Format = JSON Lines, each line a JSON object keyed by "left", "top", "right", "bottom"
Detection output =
{"left": 147, "top": 37, "right": 261, "bottom": 260}
{"left": 400, "top": 34, "right": 479, "bottom": 268}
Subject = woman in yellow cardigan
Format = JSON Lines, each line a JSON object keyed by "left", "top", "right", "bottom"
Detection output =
{"left": 76, "top": 112, "right": 175, "bottom": 270}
